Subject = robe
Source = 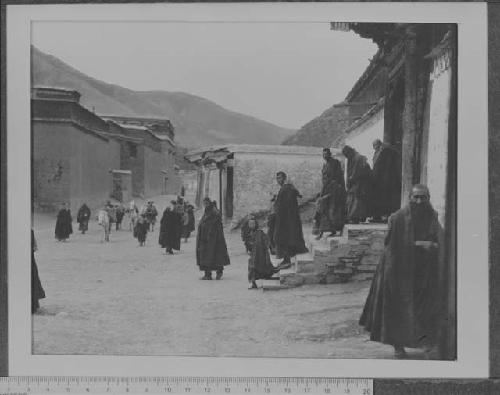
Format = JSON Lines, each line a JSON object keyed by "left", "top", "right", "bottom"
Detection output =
{"left": 248, "top": 229, "right": 276, "bottom": 282}
{"left": 31, "top": 230, "right": 45, "bottom": 313}
{"left": 77, "top": 204, "right": 91, "bottom": 232}
{"left": 158, "top": 208, "right": 182, "bottom": 251}
{"left": 182, "top": 209, "right": 196, "bottom": 238}
{"left": 346, "top": 152, "right": 372, "bottom": 221}
{"left": 134, "top": 219, "right": 148, "bottom": 243}
{"left": 314, "top": 180, "right": 346, "bottom": 233}
{"left": 359, "top": 204, "right": 444, "bottom": 349}
{"left": 196, "top": 207, "right": 230, "bottom": 271}
{"left": 322, "top": 157, "right": 345, "bottom": 189}
{"left": 372, "top": 145, "right": 401, "bottom": 218}
{"left": 55, "top": 208, "right": 73, "bottom": 240}
{"left": 273, "top": 183, "right": 308, "bottom": 258}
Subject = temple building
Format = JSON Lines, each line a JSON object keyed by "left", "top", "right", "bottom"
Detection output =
{"left": 185, "top": 144, "right": 341, "bottom": 226}
{"left": 31, "top": 87, "right": 180, "bottom": 212}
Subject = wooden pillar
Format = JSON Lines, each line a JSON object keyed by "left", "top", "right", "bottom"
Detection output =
{"left": 401, "top": 26, "right": 418, "bottom": 207}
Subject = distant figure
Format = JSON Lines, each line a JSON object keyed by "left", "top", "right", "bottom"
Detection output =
{"left": 31, "top": 229, "right": 45, "bottom": 314}
{"left": 115, "top": 204, "right": 125, "bottom": 231}
{"left": 273, "top": 171, "right": 308, "bottom": 269}
{"left": 128, "top": 201, "right": 139, "bottom": 231}
{"left": 342, "top": 145, "right": 372, "bottom": 224}
{"left": 180, "top": 185, "right": 186, "bottom": 197}
{"left": 314, "top": 148, "right": 346, "bottom": 239}
{"left": 371, "top": 139, "right": 401, "bottom": 222}
{"left": 182, "top": 204, "right": 196, "bottom": 243}
{"left": 196, "top": 197, "right": 230, "bottom": 280}
{"left": 267, "top": 195, "right": 277, "bottom": 255}
{"left": 55, "top": 202, "right": 72, "bottom": 241}
{"left": 359, "top": 184, "right": 445, "bottom": 359}
{"left": 144, "top": 201, "right": 159, "bottom": 232}
{"left": 240, "top": 214, "right": 256, "bottom": 254}
{"left": 97, "top": 208, "right": 111, "bottom": 242}
{"left": 134, "top": 215, "right": 149, "bottom": 246}
{"left": 105, "top": 201, "right": 116, "bottom": 233}
{"left": 77, "top": 203, "right": 91, "bottom": 234}
{"left": 247, "top": 219, "right": 278, "bottom": 289}
{"left": 159, "top": 200, "right": 182, "bottom": 254}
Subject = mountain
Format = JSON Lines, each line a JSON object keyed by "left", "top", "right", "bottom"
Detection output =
{"left": 282, "top": 104, "right": 353, "bottom": 147}
{"left": 31, "top": 46, "right": 295, "bottom": 148}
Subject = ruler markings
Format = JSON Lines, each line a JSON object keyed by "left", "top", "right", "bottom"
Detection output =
{"left": 0, "top": 377, "right": 372, "bottom": 395}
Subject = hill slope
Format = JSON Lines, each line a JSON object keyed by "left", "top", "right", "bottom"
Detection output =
{"left": 31, "top": 46, "right": 295, "bottom": 148}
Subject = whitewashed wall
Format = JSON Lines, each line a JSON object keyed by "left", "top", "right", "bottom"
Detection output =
{"left": 425, "top": 49, "right": 452, "bottom": 226}
{"left": 345, "top": 107, "right": 384, "bottom": 168}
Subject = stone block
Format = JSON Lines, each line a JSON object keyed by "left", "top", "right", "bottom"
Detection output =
{"left": 357, "top": 264, "right": 378, "bottom": 273}
{"left": 351, "top": 273, "right": 374, "bottom": 282}
{"left": 280, "top": 274, "right": 305, "bottom": 288}
{"left": 323, "top": 274, "right": 343, "bottom": 284}
{"left": 334, "top": 267, "right": 353, "bottom": 275}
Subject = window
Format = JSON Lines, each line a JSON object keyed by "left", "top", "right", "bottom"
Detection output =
{"left": 128, "top": 142, "right": 137, "bottom": 158}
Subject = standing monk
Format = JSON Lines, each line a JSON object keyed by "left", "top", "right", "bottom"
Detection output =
{"left": 182, "top": 204, "right": 196, "bottom": 243}
{"left": 371, "top": 139, "right": 401, "bottom": 222}
{"left": 359, "top": 184, "right": 445, "bottom": 359}
{"left": 196, "top": 198, "right": 230, "bottom": 280}
{"left": 31, "top": 229, "right": 45, "bottom": 314}
{"left": 55, "top": 202, "right": 73, "bottom": 241}
{"left": 273, "top": 172, "right": 308, "bottom": 269}
{"left": 77, "top": 203, "right": 91, "bottom": 234}
{"left": 247, "top": 219, "right": 278, "bottom": 289}
{"left": 342, "top": 145, "right": 372, "bottom": 224}
{"left": 314, "top": 148, "right": 346, "bottom": 239}
{"left": 159, "top": 201, "right": 182, "bottom": 254}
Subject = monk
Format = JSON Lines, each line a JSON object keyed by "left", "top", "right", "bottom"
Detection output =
{"left": 314, "top": 148, "right": 346, "bottom": 239}
{"left": 77, "top": 203, "right": 91, "bottom": 234}
{"left": 359, "top": 184, "right": 445, "bottom": 359}
{"left": 247, "top": 219, "right": 279, "bottom": 289}
{"left": 159, "top": 201, "right": 183, "bottom": 254}
{"left": 342, "top": 145, "right": 372, "bottom": 224}
{"left": 371, "top": 139, "right": 401, "bottom": 222}
{"left": 273, "top": 171, "right": 308, "bottom": 269}
{"left": 55, "top": 202, "right": 73, "bottom": 241}
{"left": 196, "top": 198, "right": 230, "bottom": 280}
{"left": 31, "top": 229, "right": 45, "bottom": 314}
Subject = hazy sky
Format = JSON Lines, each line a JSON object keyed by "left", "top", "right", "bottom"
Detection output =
{"left": 32, "top": 22, "right": 377, "bottom": 130}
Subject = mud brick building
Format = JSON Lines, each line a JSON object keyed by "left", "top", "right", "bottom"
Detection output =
{"left": 185, "top": 144, "right": 342, "bottom": 226}
{"left": 31, "top": 87, "right": 180, "bottom": 212}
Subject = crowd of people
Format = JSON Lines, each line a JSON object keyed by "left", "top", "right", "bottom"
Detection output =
{"left": 33, "top": 140, "right": 450, "bottom": 359}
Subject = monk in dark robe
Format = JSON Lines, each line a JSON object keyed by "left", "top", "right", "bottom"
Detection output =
{"left": 182, "top": 204, "right": 196, "bottom": 242}
{"left": 359, "top": 184, "right": 445, "bottom": 359}
{"left": 371, "top": 139, "right": 401, "bottom": 222}
{"left": 134, "top": 214, "right": 149, "bottom": 246}
{"left": 77, "top": 203, "right": 91, "bottom": 234}
{"left": 241, "top": 214, "right": 256, "bottom": 254}
{"left": 159, "top": 201, "right": 183, "bottom": 254}
{"left": 273, "top": 171, "right": 308, "bottom": 269}
{"left": 314, "top": 148, "right": 346, "bottom": 238}
{"left": 247, "top": 219, "right": 279, "bottom": 289}
{"left": 31, "top": 229, "right": 45, "bottom": 314}
{"left": 267, "top": 195, "right": 277, "bottom": 255}
{"left": 342, "top": 145, "right": 372, "bottom": 224}
{"left": 55, "top": 202, "right": 73, "bottom": 241}
{"left": 196, "top": 198, "right": 230, "bottom": 280}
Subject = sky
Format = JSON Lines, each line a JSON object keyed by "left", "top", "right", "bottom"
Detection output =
{"left": 32, "top": 22, "right": 378, "bottom": 130}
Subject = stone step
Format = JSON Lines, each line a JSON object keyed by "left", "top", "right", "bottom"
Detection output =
{"left": 357, "top": 264, "right": 378, "bottom": 273}
{"left": 262, "top": 279, "right": 285, "bottom": 290}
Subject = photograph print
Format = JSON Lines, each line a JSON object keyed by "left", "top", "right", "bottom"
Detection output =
{"left": 29, "top": 18, "right": 457, "bottom": 361}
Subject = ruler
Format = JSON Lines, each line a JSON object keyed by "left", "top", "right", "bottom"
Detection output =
{"left": 0, "top": 377, "right": 372, "bottom": 395}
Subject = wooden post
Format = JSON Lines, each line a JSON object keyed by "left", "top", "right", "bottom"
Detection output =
{"left": 401, "top": 26, "right": 418, "bottom": 207}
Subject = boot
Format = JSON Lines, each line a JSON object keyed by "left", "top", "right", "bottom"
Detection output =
{"left": 215, "top": 269, "right": 223, "bottom": 280}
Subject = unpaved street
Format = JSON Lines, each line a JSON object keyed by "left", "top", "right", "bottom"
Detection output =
{"left": 32, "top": 197, "right": 421, "bottom": 359}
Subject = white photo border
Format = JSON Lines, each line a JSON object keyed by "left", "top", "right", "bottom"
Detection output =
{"left": 7, "top": 2, "right": 489, "bottom": 378}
